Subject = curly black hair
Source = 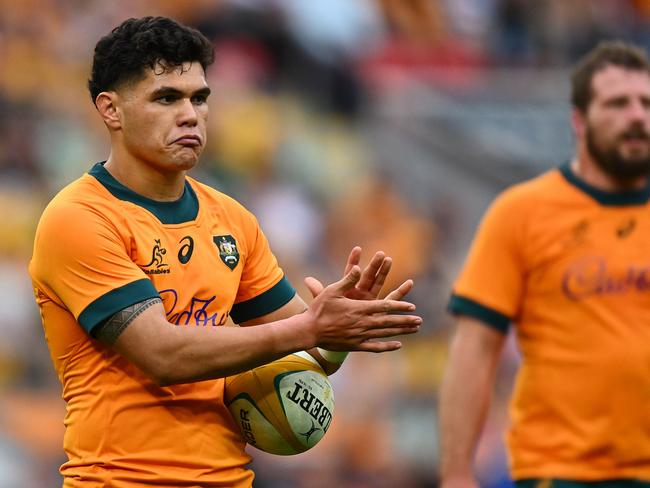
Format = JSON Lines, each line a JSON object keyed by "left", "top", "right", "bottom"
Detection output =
{"left": 88, "top": 16, "right": 214, "bottom": 102}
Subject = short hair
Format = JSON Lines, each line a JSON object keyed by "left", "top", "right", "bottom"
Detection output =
{"left": 571, "top": 40, "right": 650, "bottom": 113}
{"left": 88, "top": 16, "right": 214, "bottom": 102}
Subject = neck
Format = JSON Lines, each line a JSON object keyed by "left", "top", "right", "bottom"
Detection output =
{"left": 572, "top": 145, "right": 648, "bottom": 192}
{"left": 104, "top": 152, "right": 186, "bottom": 202}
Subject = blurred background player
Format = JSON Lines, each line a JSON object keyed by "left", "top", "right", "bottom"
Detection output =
{"left": 28, "top": 16, "right": 421, "bottom": 487}
{"left": 440, "top": 40, "right": 650, "bottom": 488}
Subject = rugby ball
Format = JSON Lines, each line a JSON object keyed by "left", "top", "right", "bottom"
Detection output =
{"left": 225, "top": 352, "right": 335, "bottom": 455}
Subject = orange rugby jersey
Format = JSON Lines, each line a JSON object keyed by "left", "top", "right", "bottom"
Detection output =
{"left": 29, "top": 162, "right": 296, "bottom": 487}
{"left": 449, "top": 165, "right": 650, "bottom": 481}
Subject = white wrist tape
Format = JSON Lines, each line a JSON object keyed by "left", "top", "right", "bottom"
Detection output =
{"left": 292, "top": 350, "right": 320, "bottom": 365}
{"left": 316, "top": 348, "right": 349, "bottom": 364}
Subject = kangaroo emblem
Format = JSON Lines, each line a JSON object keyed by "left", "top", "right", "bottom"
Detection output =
{"left": 144, "top": 239, "right": 168, "bottom": 268}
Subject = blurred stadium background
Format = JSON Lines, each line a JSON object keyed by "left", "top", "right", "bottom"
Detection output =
{"left": 1, "top": 0, "right": 649, "bottom": 486}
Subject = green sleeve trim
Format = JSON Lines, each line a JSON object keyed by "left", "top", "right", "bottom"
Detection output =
{"left": 231, "top": 276, "right": 296, "bottom": 324}
{"left": 447, "top": 294, "right": 511, "bottom": 334}
{"left": 78, "top": 278, "right": 160, "bottom": 334}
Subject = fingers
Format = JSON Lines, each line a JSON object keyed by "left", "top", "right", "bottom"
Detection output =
{"left": 369, "top": 256, "right": 391, "bottom": 296}
{"left": 330, "top": 265, "right": 361, "bottom": 294}
{"left": 361, "top": 326, "right": 420, "bottom": 341}
{"left": 355, "top": 340, "right": 402, "bottom": 353}
{"left": 311, "top": 299, "right": 421, "bottom": 353}
{"left": 364, "top": 313, "right": 421, "bottom": 330}
{"left": 304, "top": 276, "right": 325, "bottom": 298}
{"left": 341, "top": 248, "right": 399, "bottom": 300}
{"left": 361, "top": 298, "right": 416, "bottom": 314}
{"left": 343, "top": 246, "right": 362, "bottom": 275}
{"left": 345, "top": 320, "right": 420, "bottom": 353}
{"left": 384, "top": 279, "right": 414, "bottom": 301}
{"left": 357, "top": 251, "right": 387, "bottom": 292}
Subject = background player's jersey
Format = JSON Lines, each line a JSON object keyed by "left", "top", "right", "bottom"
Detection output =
{"left": 29, "top": 162, "right": 296, "bottom": 487}
{"left": 449, "top": 165, "right": 650, "bottom": 481}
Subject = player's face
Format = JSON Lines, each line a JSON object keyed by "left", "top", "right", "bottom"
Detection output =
{"left": 118, "top": 61, "right": 210, "bottom": 173}
{"left": 584, "top": 65, "right": 650, "bottom": 183}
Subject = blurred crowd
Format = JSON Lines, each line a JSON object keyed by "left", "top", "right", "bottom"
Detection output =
{"left": 1, "top": 1, "right": 649, "bottom": 487}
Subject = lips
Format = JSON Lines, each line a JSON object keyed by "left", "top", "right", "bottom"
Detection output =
{"left": 173, "top": 134, "right": 202, "bottom": 146}
{"left": 622, "top": 126, "right": 649, "bottom": 140}
{"left": 622, "top": 136, "right": 649, "bottom": 146}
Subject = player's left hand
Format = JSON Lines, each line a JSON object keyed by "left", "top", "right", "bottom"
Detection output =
{"left": 305, "top": 246, "right": 414, "bottom": 302}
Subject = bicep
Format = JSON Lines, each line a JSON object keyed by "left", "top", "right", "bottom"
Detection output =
{"left": 93, "top": 297, "right": 163, "bottom": 345}
{"left": 440, "top": 316, "right": 507, "bottom": 411}
{"left": 95, "top": 298, "right": 173, "bottom": 380}
{"left": 450, "top": 315, "right": 506, "bottom": 363}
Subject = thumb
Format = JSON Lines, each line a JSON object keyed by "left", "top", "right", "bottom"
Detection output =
{"left": 304, "top": 276, "right": 325, "bottom": 298}
{"left": 332, "top": 265, "right": 361, "bottom": 294}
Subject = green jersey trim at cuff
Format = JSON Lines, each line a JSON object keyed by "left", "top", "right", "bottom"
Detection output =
{"left": 78, "top": 278, "right": 160, "bottom": 334}
{"left": 231, "top": 276, "right": 296, "bottom": 324}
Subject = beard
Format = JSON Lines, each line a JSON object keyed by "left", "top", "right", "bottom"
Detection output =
{"left": 586, "top": 122, "right": 650, "bottom": 185}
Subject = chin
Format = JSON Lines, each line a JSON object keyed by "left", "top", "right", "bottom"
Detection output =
{"left": 167, "top": 153, "right": 201, "bottom": 171}
{"left": 178, "top": 157, "right": 199, "bottom": 168}
{"left": 175, "top": 162, "right": 199, "bottom": 173}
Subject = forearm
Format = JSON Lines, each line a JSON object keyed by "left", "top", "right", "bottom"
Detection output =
{"left": 438, "top": 354, "right": 495, "bottom": 479}
{"left": 438, "top": 318, "right": 505, "bottom": 482}
{"left": 167, "top": 327, "right": 347, "bottom": 379}
{"left": 115, "top": 307, "right": 316, "bottom": 385}
{"left": 110, "top": 270, "right": 420, "bottom": 385}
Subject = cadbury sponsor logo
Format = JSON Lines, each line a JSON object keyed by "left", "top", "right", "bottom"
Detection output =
{"left": 562, "top": 256, "right": 650, "bottom": 300}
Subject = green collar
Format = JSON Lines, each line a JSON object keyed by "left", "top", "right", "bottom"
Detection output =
{"left": 559, "top": 163, "right": 650, "bottom": 206}
{"left": 89, "top": 162, "right": 199, "bottom": 224}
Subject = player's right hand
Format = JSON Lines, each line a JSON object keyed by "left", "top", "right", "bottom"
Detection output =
{"left": 304, "top": 265, "right": 421, "bottom": 353}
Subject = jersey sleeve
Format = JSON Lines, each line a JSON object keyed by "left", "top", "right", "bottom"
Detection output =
{"left": 448, "top": 188, "right": 528, "bottom": 333}
{"left": 30, "top": 201, "right": 159, "bottom": 335}
{"left": 230, "top": 209, "right": 296, "bottom": 323}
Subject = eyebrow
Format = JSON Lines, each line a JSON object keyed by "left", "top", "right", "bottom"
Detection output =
{"left": 150, "top": 86, "right": 211, "bottom": 98}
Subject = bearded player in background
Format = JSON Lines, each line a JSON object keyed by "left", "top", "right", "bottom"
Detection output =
{"left": 440, "top": 40, "right": 650, "bottom": 488}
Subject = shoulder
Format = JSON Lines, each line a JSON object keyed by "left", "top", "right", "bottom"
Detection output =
{"left": 31, "top": 174, "right": 125, "bottom": 283}
{"left": 188, "top": 177, "right": 258, "bottom": 222}
{"left": 472, "top": 168, "right": 567, "bottom": 245}
{"left": 36, "top": 174, "right": 119, "bottom": 241}
{"left": 189, "top": 177, "right": 242, "bottom": 206}
{"left": 492, "top": 168, "right": 563, "bottom": 210}
{"left": 481, "top": 168, "right": 565, "bottom": 225}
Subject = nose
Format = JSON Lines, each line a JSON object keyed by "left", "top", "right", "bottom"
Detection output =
{"left": 177, "top": 98, "right": 198, "bottom": 127}
{"left": 628, "top": 98, "right": 649, "bottom": 123}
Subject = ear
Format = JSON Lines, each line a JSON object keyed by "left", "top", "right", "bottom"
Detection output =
{"left": 571, "top": 107, "right": 587, "bottom": 140}
{"left": 95, "top": 92, "right": 122, "bottom": 130}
